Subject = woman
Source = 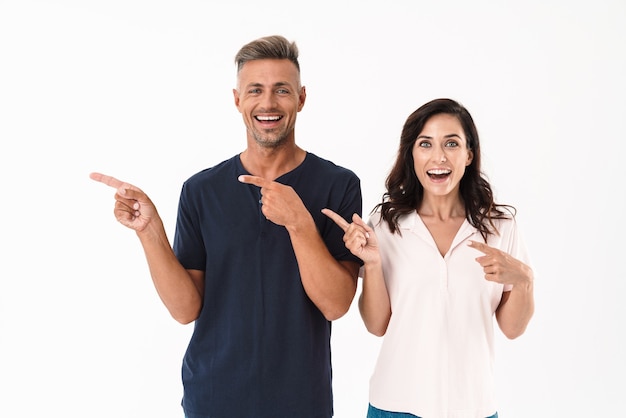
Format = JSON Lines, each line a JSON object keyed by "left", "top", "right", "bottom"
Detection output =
{"left": 323, "top": 98, "right": 534, "bottom": 418}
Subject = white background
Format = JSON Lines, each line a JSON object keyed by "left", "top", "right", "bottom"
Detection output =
{"left": 1, "top": 1, "right": 625, "bottom": 417}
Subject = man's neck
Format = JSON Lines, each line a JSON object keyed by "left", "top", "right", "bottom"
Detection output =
{"left": 239, "top": 144, "right": 307, "bottom": 180}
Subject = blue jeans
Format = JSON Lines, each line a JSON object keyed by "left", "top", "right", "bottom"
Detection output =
{"left": 367, "top": 403, "right": 498, "bottom": 418}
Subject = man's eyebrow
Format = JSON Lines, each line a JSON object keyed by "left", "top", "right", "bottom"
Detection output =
{"left": 245, "top": 81, "right": 292, "bottom": 88}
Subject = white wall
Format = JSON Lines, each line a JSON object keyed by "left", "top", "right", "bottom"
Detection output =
{"left": 1, "top": 1, "right": 624, "bottom": 416}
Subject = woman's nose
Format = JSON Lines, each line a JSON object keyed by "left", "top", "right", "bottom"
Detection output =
{"left": 433, "top": 149, "right": 447, "bottom": 163}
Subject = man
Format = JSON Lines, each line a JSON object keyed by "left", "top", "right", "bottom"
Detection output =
{"left": 90, "top": 35, "right": 362, "bottom": 418}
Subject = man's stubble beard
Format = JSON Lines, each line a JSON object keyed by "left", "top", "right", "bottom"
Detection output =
{"left": 252, "top": 127, "right": 289, "bottom": 149}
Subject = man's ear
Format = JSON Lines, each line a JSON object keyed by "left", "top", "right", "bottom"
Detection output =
{"left": 233, "top": 88, "right": 241, "bottom": 110}
{"left": 298, "top": 86, "right": 306, "bottom": 111}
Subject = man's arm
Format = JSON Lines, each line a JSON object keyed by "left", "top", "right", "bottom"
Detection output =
{"left": 90, "top": 172, "right": 203, "bottom": 324}
{"left": 288, "top": 215, "right": 360, "bottom": 321}
{"left": 238, "top": 174, "right": 358, "bottom": 320}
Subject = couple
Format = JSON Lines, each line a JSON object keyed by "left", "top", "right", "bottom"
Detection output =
{"left": 91, "top": 35, "right": 534, "bottom": 418}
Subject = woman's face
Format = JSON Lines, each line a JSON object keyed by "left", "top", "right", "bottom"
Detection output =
{"left": 412, "top": 113, "right": 474, "bottom": 198}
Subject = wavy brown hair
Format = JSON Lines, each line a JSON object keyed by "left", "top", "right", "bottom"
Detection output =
{"left": 374, "top": 98, "right": 515, "bottom": 241}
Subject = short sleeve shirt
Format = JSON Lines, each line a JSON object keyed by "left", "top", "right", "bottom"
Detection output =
{"left": 367, "top": 210, "right": 531, "bottom": 418}
{"left": 173, "top": 152, "right": 362, "bottom": 418}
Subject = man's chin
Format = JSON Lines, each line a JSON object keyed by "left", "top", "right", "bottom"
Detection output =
{"left": 254, "top": 136, "right": 286, "bottom": 149}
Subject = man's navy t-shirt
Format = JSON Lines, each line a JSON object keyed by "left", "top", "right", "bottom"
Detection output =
{"left": 173, "top": 152, "right": 362, "bottom": 418}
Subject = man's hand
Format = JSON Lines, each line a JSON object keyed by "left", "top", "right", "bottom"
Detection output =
{"left": 90, "top": 172, "right": 159, "bottom": 232}
{"left": 238, "top": 175, "right": 308, "bottom": 229}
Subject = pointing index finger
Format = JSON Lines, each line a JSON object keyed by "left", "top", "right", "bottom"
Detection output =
{"left": 89, "top": 172, "right": 124, "bottom": 189}
{"left": 321, "top": 208, "right": 350, "bottom": 232}
{"left": 468, "top": 240, "right": 493, "bottom": 254}
{"left": 238, "top": 175, "right": 269, "bottom": 188}
{"left": 89, "top": 172, "right": 142, "bottom": 195}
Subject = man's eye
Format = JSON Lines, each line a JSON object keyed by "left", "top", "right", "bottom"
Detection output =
{"left": 249, "top": 88, "right": 261, "bottom": 94}
{"left": 276, "top": 88, "right": 289, "bottom": 94}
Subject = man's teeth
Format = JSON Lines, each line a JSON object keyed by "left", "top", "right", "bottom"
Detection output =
{"left": 428, "top": 169, "right": 451, "bottom": 175}
{"left": 256, "top": 116, "right": 281, "bottom": 121}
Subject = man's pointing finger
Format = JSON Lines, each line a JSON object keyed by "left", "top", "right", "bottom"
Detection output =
{"left": 90, "top": 172, "right": 142, "bottom": 194}
{"left": 90, "top": 172, "right": 124, "bottom": 188}
{"left": 238, "top": 175, "right": 269, "bottom": 188}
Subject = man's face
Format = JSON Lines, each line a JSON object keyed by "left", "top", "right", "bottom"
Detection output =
{"left": 233, "top": 59, "right": 306, "bottom": 148}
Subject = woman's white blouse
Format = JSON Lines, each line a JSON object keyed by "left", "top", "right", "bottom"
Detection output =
{"left": 366, "top": 210, "right": 531, "bottom": 418}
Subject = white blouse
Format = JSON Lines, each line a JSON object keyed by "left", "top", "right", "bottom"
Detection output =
{"left": 367, "top": 210, "right": 530, "bottom": 418}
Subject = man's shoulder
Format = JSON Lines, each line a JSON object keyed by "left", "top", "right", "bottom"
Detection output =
{"left": 304, "top": 152, "right": 358, "bottom": 179}
{"left": 184, "top": 155, "right": 239, "bottom": 186}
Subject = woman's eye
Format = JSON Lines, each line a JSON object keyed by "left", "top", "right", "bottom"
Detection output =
{"left": 418, "top": 141, "right": 431, "bottom": 148}
{"left": 446, "top": 141, "right": 459, "bottom": 147}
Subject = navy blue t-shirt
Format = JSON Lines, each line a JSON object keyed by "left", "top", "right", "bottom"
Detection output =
{"left": 173, "top": 152, "right": 362, "bottom": 418}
